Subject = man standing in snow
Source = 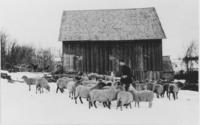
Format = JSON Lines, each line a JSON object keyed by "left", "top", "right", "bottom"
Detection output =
{"left": 119, "top": 59, "right": 133, "bottom": 91}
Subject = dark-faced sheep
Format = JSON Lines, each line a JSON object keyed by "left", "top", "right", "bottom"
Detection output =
{"left": 88, "top": 83, "right": 123, "bottom": 109}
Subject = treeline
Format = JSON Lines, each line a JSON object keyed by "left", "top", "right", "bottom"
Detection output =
{"left": 1, "top": 31, "right": 55, "bottom": 72}
{"left": 174, "top": 70, "right": 198, "bottom": 83}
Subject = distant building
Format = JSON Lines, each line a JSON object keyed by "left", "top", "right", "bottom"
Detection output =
{"left": 162, "top": 56, "right": 174, "bottom": 80}
{"left": 58, "top": 7, "right": 166, "bottom": 80}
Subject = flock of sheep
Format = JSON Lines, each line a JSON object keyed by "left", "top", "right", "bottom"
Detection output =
{"left": 21, "top": 73, "right": 182, "bottom": 111}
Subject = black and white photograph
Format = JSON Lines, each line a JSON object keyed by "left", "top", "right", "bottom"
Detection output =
{"left": 0, "top": 0, "right": 199, "bottom": 125}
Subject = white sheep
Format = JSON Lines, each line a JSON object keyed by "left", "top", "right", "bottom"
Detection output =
{"left": 35, "top": 78, "right": 50, "bottom": 94}
{"left": 154, "top": 84, "right": 164, "bottom": 98}
{"left": 74, "top": 82, "right": 102, "bottom": 104}
{"left": 56, "top": 77, "right": 73, "bottom": 93}
{"left": 21, "top": 75, "right": 37, "bottom": 91}
{"left": 88, "top": 83, "right": 122, "bottom": 109}
{"left": 129, "top": 85, "right": 154, "bottom": 108}
{"left": 146, "top": 82, "right": 164, "bottom": 98}
{"left": 116, "top": 91, "right": 133, "bottom": 111}
{"left": 67, "top": 80, "right": 82, "bottom": 99}
{"left": 167, "top": 83, "right": 179, "bottom": 100}
{"left": 82, "top": 80, "right": 98, "bottom": 86}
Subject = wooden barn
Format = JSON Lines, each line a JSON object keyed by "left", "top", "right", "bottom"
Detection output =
{"left": 58, "top": 7, "right": 166, "bottom": 80}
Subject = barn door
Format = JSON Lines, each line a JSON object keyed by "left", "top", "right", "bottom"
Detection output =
{"left": 73, "top": 55, "right": 82, "bottom": 72}
{"left": 63, "top": 54, "right": 75, "bottom": 72}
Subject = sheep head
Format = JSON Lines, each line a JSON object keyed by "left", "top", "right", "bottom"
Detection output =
{"left": 21, "top": 75, "right": 28, "bottom": 80}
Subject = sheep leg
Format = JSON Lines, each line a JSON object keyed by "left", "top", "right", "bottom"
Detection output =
{"left": 120, "top": 105, "right": 122, "bottom": 111}
{"left": 74, "top": 97, "right": 77, "bottom": 104}
{"left": 61, "top": 89, "right": 64, "bottom": 93}
{"left": 129, "top": 103, "right": 132, "bottom": 109}
{"left": 116, "top": 101, "right": 120, "bottom": 109}
{"left": 56, "top": 86, "right": 59, "bottom": 93}
{"left": 29, "top": 85, "right": 31, "bottom": 91}
{"left": 103, "top": 102, "right": 106, "bottom": 107}
{"left": 163, "top": 90, "right": 166, "bottom": 98}
{"left": 176, "top": 92, "right": 178, "bottom": 99}
{"left": 69, "top": 92, "right": 73, "bottom": 99}
{"left": 168, "top": 93, "right": 171, "bottom": 100}
{"left": 36, "top": 86, "right": 37, "bottom": 94}
{"left": 137, "top": 101, "right": 140, "bottom": 108}
{"left": 157, "top": 93, "right": 159, "bottom": 98}
{"left": 89, "top": 101, "right": 92, "bottom": 109}
{"left": 167, "top": 91, "right": 170, "bottom": 99}
{"left": 79, "top": 97, "right": 83, "bottom": 104}
{"left": 173, "top": 92, "right": 176, "bottom": 100}
{"left": 94, "top": 101, "right": 97, "bottom": 108}
{"left": 107, "top": 101, "right": 111, "bottom": 109}
{"left": 73, "top": 91, "right": 76, "bottom": 99}
{"left": 161, "top": 91, "right": 164, "bottom": 98}
{"left": 149, "top": 101, "right": 152, "bottom": 108}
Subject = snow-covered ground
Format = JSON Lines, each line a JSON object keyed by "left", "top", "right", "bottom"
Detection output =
{"left": 1, "top": 71, "right": 199, "bottom": 125}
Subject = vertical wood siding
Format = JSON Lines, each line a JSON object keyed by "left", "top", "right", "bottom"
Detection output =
{"left": 63, "top": 40, "right": 162, "bottom": 80}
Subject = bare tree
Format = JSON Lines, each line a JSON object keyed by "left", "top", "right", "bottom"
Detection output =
{"left": 183, "top": 41, "right": 199, "bottom": 71}
{"left": 0, "top": 31, "right": 9, "bottom": 69}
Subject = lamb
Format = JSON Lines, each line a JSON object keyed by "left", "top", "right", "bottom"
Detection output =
{"left": 129, "top": 85, "right": 154, "bottom": 108}
{"left": 88, "top": 83, "right": 123, "bottom": 109}
{"left": 153, "top": 84, "right": 164, "bottom": 98}
{"left": 67, "top": 80, "right": 82, "bottom": 99}
{"left": 21, "top": 75, "right": 37, "bottom": 91}
{"left": 35, "top": 78, "right": 50, "bottom": 94}
{"left": 56, "top": 77, "right": 73, "bottom": 93}
{"left": 167, "top": 83, "right": 179, "bottom": 100}
{"left": 116, "top": 91, "right": 133, "bottom": 111}
{"left": 146, "top": 82, "right": 163, "bottom": 98}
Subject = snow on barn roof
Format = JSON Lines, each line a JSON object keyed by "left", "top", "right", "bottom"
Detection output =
{"left": 59, "top": 7, "right": 166, "bottom": 41}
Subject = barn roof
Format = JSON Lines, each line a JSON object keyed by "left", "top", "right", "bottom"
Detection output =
{"left": 59, "top": 7, "right": 166, "bottom": 41}
{"left": 163, "top": 56, "right": 174, "bottom": 72}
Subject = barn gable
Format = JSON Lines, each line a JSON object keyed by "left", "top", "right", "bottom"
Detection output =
{"left": 59, "top": 7, "right": 166, "bottom": 41}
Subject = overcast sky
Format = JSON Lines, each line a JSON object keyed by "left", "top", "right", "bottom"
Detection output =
{"left": 0, "top": 0, "right": 199, "bottom": 58}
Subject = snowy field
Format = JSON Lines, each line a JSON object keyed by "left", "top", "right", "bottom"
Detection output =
{"left": 1, "top": 71, "right": 199, "bottom": 125}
